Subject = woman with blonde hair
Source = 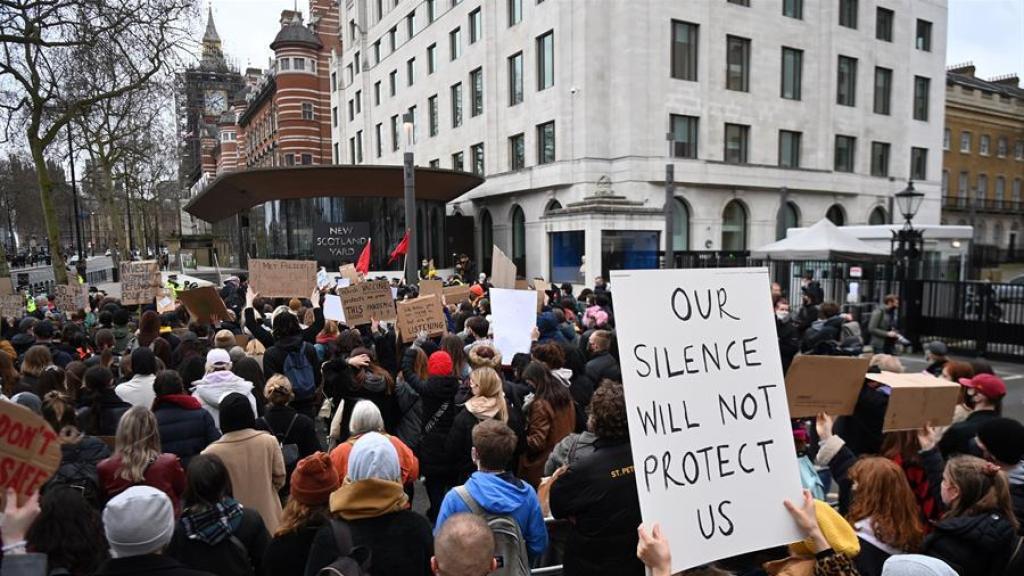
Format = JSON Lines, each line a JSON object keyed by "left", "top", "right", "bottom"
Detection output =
{"left": 97, "top": 405, "right": 187, "bottom": 514}
{"left": 256, "top": 374, "right": 321, "bottom": 496}
{"left": 446, "top": 367, "right": 509, "bottom": 483}
{"left": 846, "top": 456, "right": 925, "bottom": 576}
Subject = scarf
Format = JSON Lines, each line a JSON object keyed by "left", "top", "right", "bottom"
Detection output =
{"left": 153, "top": 394, "right": 202, "bottom": 411}
{"left": 181, "top": 498, "right": 244, "bottom": 545}
{"left": 330, "top": 478, "right": 409, "bottom": 520}
{"left": 466, "top": 394, "right": 503, "bottom": 420}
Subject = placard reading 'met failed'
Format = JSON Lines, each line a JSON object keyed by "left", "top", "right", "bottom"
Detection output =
{"left": 610, "top": 268, "right": 802, "bottom": 571}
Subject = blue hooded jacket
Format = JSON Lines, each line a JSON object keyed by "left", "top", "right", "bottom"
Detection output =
{"left": 536, "top": 312, "right": 567, "bottom": 344}
{"left": 434, "top": 471, "right": 548, "bottom": 559}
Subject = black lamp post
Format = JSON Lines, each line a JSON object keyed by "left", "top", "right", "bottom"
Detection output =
{"left": 892, "top": 180, "right": 924, "bottom": 352}
{"left": 402, "top": 111, "right": 418, "bottom": 286}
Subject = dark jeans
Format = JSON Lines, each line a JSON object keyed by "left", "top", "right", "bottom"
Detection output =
{"left": 424, "top": 473, "right": 456, "bottom": 523}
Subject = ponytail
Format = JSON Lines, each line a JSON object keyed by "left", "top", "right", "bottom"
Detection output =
{"left": 943, "top": 455, "right": 1019, "bottom": 531}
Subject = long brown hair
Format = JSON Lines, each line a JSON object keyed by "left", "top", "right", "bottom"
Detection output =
{"left": 276, "top": 498, "right": 330, "bottom": 537}
{"left": 441, "top": 334, "right": 467, "bottom": 377}
{"left": 0, "top": 350, "right": 19, "bottom": 396}
{"left": 410, "top": 347, "right": 429, "bottom": 382}
{"left": 22, "top": 345, "right": 53, "bottom": 377}
{"left": 522, "top": 361, "right": 572, "bottom": 411}
{"left": 351, "top": 347, "right": 394, "bottom": 394}
{"left": 943, "top": 455, "right": 1019, "bottom": 530}
{"left": 880, "top": 431, "right": 922, "bottom": 465}
{"left": 847, "top": 457, "right": 924, "bottom": 552}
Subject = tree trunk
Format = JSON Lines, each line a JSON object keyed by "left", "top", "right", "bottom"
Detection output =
{"left": 30, "top": 140, "right": 68, "bottom": 285}
{"left": 99, "top": 162, "right": 128, "bottom": 261}
{"left": 0, "top": 238, "right": 9, "bottom": 278}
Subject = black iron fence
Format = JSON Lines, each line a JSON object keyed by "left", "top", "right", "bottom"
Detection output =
{"left": 917, "top": 280, "right": 1024, "bottom": 361}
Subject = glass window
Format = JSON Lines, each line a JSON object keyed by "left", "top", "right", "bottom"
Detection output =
{"left": 452, "top": 151, "right": 464, "bottom": 171}
{"left": 428, "top": 95, "right": 438, "bottom": 136}
{"left": 375, "top": 123, "right": 383, "bottom": 157}
{"left": 727, "top": 0, "right": 750, "bottom": 5}
{"left": 302, "top": 102, "right": 314, "bottom": 120}
{"left": 537, "top": 121, "right": 555, "bottom": 164}
{"left": 981, "top": 135, "right": 990, "bottom": 155}
{"left": 724, "top": 123, "right": 749, "bottom": 164}
{"left": 835, "top": 135, "right": 856, "bottom": 173}
{"left": 407, "top": 11, "right": 416, "bottom": 38}
{"left": 374, "top": 81, "right": 381, "bottom": 105}
{"left": 826, "top": 205, "right": 845, "bottom": 226}
{"left": 839, "top": 0, "right": 857, "bottom": 28}
{"left": 355, "top": 131, "right": 363, "bottom": 163}
{"left": 471, "top": 143, "right": 485, "bottom": 176}
{"left": 961, "top": 132, "right": 971, "bottom": 153}
{"left": 390, "top": 115, "right": 399, "bottom": 151}
{"left": 389, "top": 70, "right": 397, "bottom": 96}
{"left": 407, "top": 57, "right": 416, "bottom": 86}
{"left": 913, "top": 76, "right": 930, "bottom": 121}
{"left": 450, "top": 27, "right": 462, "bottom": 60}
{"left": 331, "top": 71, "right": 337, "bottom": 91}
{"left": 355, "top": 90, "right": 361, "bottom": 113}
{"left": 279, "top": 58, "right": 290, "bottom": 71}
{"left": 997, "top": 137, "right": 1008, "bottom": 157}
{"left": 671, "top": 21, "right": 699, "bottom": 81}
{"left": 510, "top": 133, "right": 525, "bottom": 170}
{"left": 869, "top": 207, "right": 887, "bottom": 225}
{"left": 301, "top": 153, "right": 312, "bottom": 165}
{"left": 910, "top": 147, "right": 928, "bottom": 180}
{"left": 1013, "top": 179, "right": 1022, "bottom": 204}
{"left": 726, "top": 35, "right": 750, "bottom": 92}
{"left": 470, "top": 67, "right": 483, "bottom": 116}
{"left": 670, "top": 114, "right": 698, "bottom": 159}
{"left": 481, "top": 210, "right": 494, "bottom": 272}
{"left": 943, "top": 128, "right": 950, "bottom": 150}
{"left": 777, "top": 201, "right": 800, "bottom": 240}
{"left": 508, "top": 52, "right": 523, "bottom": 105}
{"left": 429, "top": 159, "right": 440, "bottom": 168}
{"left": 721, "top": 201, "right": 747, "bottom": 250}
{"left": 996, "top": 176, "right": 1006, "bottom": 203}
{"left": 977, "top": 174, "right": 988, "bottom": 199}
{"left": 601, "top": 231, "right": 660, "bottom": 279}
{"left": 451, "top": 82, "right": 463, "bottom": 127}
{"left": 958, "top": 171, "right": 968, "bottom": 195}
{"left": 388, "top": 27, "right": 397, "bottom": 51}
{"left": 916, "top": 19, "right": 932, "bottom": 51}
{"left": 779, "top": 130, "right": 801, "bottom": 168}
{"left": 294, "top": 57, "right": 305, "bottom": 71}
{"left": 673, "top": 198, "right": 690, "bottom": 250}
{"left": 537, "top": 31, "right": 554, "bottom": 90}
{"left": 469, "top": 8, "right": 482, "bottom": 43}
{"left": 875, "top": 7, "right": 893, "bottom": 41}
{"left": 427, "top": 44, "right": 437, "bottom": 74}
{"left": 1016, "top": 141, "right": 1023, "bottom": 160}
{"left": 873, "top": 67, "right": 892, "bottom": 114}
{"left": 511, "top": 205, "right": 525, "bottom": 271}
{"left": 783, "top": 0, "right": 802, "bottom": 19}
{"left": 508, "top": 0, "right": 521, "bottom": 26}
{"left": 427, "top": 0, "right": 436, "bottom": 22}
{"left": 837, "top": 56, "right": 857, "bottom": 106}
{"left": 333, "top": 106, "right": 339, "bottom": 127}
{"left": 372, "top": 41, "right": 381, "bottom": 65}
{"left": 781, "top": 47, "right": 802, "bottom": 100}
{"left": 549, "top": 231, "right": 584, "bottom": 284}
{"left": 870, "top": 141, "right": 890, "bottom": 177}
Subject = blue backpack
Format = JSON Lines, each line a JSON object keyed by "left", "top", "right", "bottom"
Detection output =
{"left": 284, "top": 344, "right": 316, "bottom": 399}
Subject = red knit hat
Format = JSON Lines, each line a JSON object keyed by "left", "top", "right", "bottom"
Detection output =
{"left": 427, "top": 351, "right": 453, "bottom": 377}
{"left": 470, "top": 284, "right": 484, "bottom": 298}
{"left": 289, "top": 452, "right": 339, "bottom": 506}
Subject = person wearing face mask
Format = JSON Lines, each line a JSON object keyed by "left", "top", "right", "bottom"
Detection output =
{"left": 774, "top": 296, "right": 799, "bottom": 374}
{"left": 938, "top": 373, "right": 1006, "bottom": 459}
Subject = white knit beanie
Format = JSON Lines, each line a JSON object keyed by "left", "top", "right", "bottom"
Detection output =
{"left": 102, "top": 486, "right": 175, "bottom": 558}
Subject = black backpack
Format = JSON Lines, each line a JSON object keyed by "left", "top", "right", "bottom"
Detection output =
{"left": 313, "top": 520, "right": 372, "bottom": 576}
{"left": 43, "top": 459, "right": 102, "bottom": 509}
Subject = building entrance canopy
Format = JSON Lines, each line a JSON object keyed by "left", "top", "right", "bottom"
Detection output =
{"left": 185, "top": 165, "right": 483, "bottom": 223}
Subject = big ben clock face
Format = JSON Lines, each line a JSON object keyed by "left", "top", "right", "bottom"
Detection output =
{"left": 205, "top": 90, "right": 227, "bottom": 114}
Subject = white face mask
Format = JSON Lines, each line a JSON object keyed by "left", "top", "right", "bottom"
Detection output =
{"left": 776, "top": 310, "right": 790, "bottom": 322}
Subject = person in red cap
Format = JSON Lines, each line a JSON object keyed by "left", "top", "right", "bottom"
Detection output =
{"left": 262, "top": 452, "right": 340, "bottom": 576}
{"left": 938, "top": 373, "right": 1007, "bottom": 459}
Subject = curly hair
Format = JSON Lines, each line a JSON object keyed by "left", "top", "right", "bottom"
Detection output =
{"left": 589, "top": 379, "right": 628, "bottom": 440}
{"left": 847, "top": 457, "right": 924, "bottom": 552}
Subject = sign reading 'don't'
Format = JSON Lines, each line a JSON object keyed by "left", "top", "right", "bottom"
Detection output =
{"left": 611, "top": 268, "right": 802, "bottom": 571}
{"left": 0, "top": 400, "right": 61, "bottom": 505}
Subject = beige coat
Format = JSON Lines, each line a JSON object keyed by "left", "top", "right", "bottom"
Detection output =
{"left": 202, "top": 429, "right": 285, "bottom": 533}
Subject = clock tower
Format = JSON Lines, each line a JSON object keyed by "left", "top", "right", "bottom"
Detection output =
{"left": 176, "top": 7, "right": 245, "bottom": 190}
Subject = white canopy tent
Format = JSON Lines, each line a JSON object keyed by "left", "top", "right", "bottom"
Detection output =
{"left": 751, "top": 218, "right": 891, "bottom": 262}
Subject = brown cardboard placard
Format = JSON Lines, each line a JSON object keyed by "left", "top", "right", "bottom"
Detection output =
{"left": 249, "top": 259, "right": 317, "bottom": 298}
{"left": 119, "top": 260, "right": 161, "bottom": 305}
{"left": 53, "top": 283, "right": 88, "bottom": 312}
{"left": 784, "top": 355, "right": 870, "bottom": 418}
{"left": 491, "top": 246, "right": 516, "bottom": 289}
{"left": 514, "top": 279, "right": 529, "bottom": 290}
{"left": 396, "top": 294, "right": 447, "bottom": 343}
{"left": 156, "top": 289, "right": 177, "bottom": 314}
{"left": 419, "top": 279, "right": 444, "bottom": 298}
{"left": 0, "top": 295, "right": 24, "bottom": 319}
{"left": 339, "top": 263, "right": 364, "bottom": 285}
{"left": 178, "top": 286, "right": 230, "bottom": 325}
{"left": 866, "top": 371, "right": 961, "bottom": 431}
{"left": 339, "top": 279, "right": 397, "bottom": 325}
{"left": 0, "top": 277, "right": 13, "bottom": 296}
{"left": 533, "top": 278, "right": 550, "bottom": 312}
{"left": 443, "top": 284, "right": 473, "bottom": 305}
{"left": 0, "top": 400, "right": 61, "bottom": 504}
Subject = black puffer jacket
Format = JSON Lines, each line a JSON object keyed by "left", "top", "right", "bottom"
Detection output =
{"left": 153, "top": 394, "right": 221, "bottom": 469}
{"left": 401, "top": 349, "right": 460, "bottom": 476}
{"left": 77, "top": 388, "right": 132, "bottom": 437}
{"left": 585, "top": 352, "right": 621, "bottom": 385}
{"left": 922, "top": 512, "right": 1016, "bottom": 576}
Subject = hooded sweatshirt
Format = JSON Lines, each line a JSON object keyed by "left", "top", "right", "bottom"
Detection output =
{"left": 191, "top": 370, "right": 257, "bottom": 430}
{"left": 115, "top": 373, "right": 157, "bottom": 409}
{"left": 433, "top": 470, "right": 548, "bottom": 560}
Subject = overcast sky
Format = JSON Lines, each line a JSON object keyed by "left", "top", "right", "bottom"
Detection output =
{"left": 203, "top": 0, "right": 1024, "bottom": 79}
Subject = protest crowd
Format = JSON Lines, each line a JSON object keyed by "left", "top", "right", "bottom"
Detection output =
{"left": 0, "top": 261, "right": 1022, "bottom": 576}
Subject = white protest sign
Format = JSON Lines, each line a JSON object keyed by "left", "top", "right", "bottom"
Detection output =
{"left": 610, "top": 268, "right": 802, "bottom": 571}
{"left": 317, "top": 267, "right": 330, "bottom": 289}
{"left": 336, "top": 277, "right": 352, "bottom": 289}
{"left": 490, "top": 288, "right": 537, "bottom": 361}
{"left": 324, "top": 294, "right": 346, "bottom": 323}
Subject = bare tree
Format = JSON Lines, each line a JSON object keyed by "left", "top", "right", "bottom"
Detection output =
{"left": 0, "top": 0, "right": 196, "bottom": 283}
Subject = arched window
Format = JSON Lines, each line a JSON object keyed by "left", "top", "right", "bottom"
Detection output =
{"left": 511, "top": 205, "right": 526, "bottom": 272}
{"left": 673, "top": 197, "right": 690, "bottom": 251}
{"left": 776, "top": 201, "right": 800, "bottom": 240}
{"left": 868, "top": 206, "right": 888, "bottom": 225}
{"left": 544, "top": 199, "right": 562, "bottom": 214}
{"left": 480, "top": 209, "right": 493, "bottom": 273}
{"left": 721, "top": 201, "right": 747, "bottom": 251}
{"left": 826, "top": 204, "right": 846, "bottom": 226}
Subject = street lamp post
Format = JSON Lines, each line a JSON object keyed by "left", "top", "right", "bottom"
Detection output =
{"left": 892, "top": 180, "right": 925, "bottom": 352}
{"left": 402, "top": 112, "right": 418, "bottom": 286}
{"left": 664, "top": 132, "right": 676, "bottom": 269}
{"left": 66, "top": 123, "right": 84, "bottom": 263}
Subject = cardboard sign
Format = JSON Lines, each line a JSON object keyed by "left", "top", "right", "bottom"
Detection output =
{"left": 396, "top": 295, "right": 447, "bottom": 343}
{"left": 785, "top": 356, "right": 870, "bottom": 418}
{"left": 491, "top": 246, "right": 516, "bottom": 289}
{"left": 339, "top": 264, "right": 364, "bottom": 285}
{"left": 340, "top": 280, "right": 396, "bottom": 325}
{"left": 610, "top": 268, "right": 802, "bottom": 571}
{"left": 0, "top": 295, "right": 24, "bottom": 319}
{"left": 323, "top": 294, "right": 346, "bottom": 323}
{"left": 157, "top": 291, "right": 177, "bottom": 314}
{"left": 0, "top": 400, "right": 61, "bottom": 504}
{"left": 443, "top": 284, "right": 473, "bottom": 305}
{"left": 866, "top": 372, "right": 960, "bottom": 431}
{"left": 0, "top": 277, "right": 13, "bottom": 296}
{"left": 178, "top": 286, "right": 230, "bottom": 325}
{"left": 533, "top": 279, "right": 551, "bottom": 312}
{"left": 419, "top": 279, "right": 444, "bottom": 298}
{"left": 314, "top": 222, "right": 370, "bottom": 263}
{"left": 53, "top": 283, "right": 88, "bottom": 312}
{"left": 249, "top": 259, "right": 317, "bottom": 298}
{"left": 490, "top": 288, "right": 537, "bottom": 361}
{"left": 119, "top": 260, "right": 161, "bottom": 305}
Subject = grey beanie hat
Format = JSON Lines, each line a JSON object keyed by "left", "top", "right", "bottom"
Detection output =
{"left": 882, "top": 555, "right": 957, "bottom": 576}
{"left": 11, "top": 392, "right": 42, "bottom": 415}
{"left": 347, "top": 431, "right": 400, "bottom": 482}
{"left": 102, "top": 486, "right": 175, "bottom": 558}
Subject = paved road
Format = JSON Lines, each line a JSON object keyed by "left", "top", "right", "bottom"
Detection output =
{"left": 899, "top": 353, "right": 1024, "bottom": 423}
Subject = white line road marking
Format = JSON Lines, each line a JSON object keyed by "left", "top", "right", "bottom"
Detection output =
{"left": 1004, "top": 375, "right": 1023, "bottom": 381}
